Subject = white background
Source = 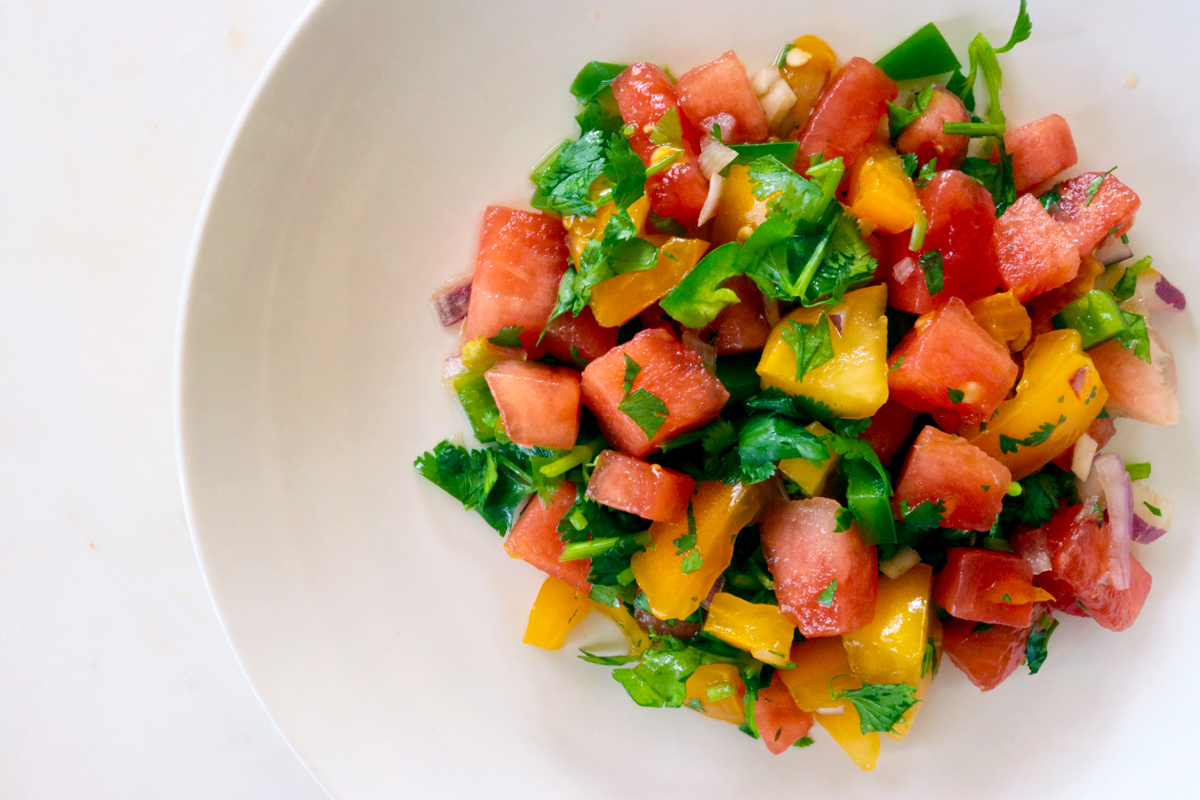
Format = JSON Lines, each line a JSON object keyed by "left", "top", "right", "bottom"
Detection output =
{"left": 0, "top": 1, "right": 326, "bottom": 797}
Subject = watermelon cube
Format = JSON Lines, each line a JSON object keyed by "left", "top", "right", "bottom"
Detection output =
{"left": 933, "top": 548, "right": 1040, "bottom": 627}
{"left": 712, "top": 275, "right": 772, "bottom": 354}
{"left": 995, "top": 194, "right": 1081, "bottom": 301}
{"left": 1051, "top": 172, "right": 1142, "bottom": 256}
{"left": 941, "top": 617, "right": 1030, "bottom": 691}
{"left": 535, "top": 306, "right": 617, "bottom": 364}
{"left": 585, "top": 450, "right": 696, "bottom": 523}
{"left": 505, "top": 481, "right": 591, "bottom": 593}
{"left": 893, "top": 427, "right": 1012, "bottom": 532}
{"left": 1086, "top": 329, "right": 1179, "bottom": 425}
{"left": 677, "top": 51, "right": 768, "bottom": 144}
{"left": 1002, "top": 114, "right": 1078, "bottom": 194}
{"left": 895, "top": 86, "right": 971, "bottom": 171}
{"left": 484, "top": 361, "right": 581, "bottom": 451}
{"left": 797, "top": 57, "right": 897, "bottom": 169}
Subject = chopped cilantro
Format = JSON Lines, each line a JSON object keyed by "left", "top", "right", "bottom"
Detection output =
{"left": 487, "top": 326, "right": 524, "bottom": 348}
{"left": 793, "top": 736, "right": 815, "bottom": 748}
{"left": 659, "top": 242, "right": 743, "bottom": 328}
{"left": 1115, "top": 309, "right": 1151, "bottom": 363}
{"left": 736, "top": 415, "right": 830, "bottom": 484}
{"left": 960, "top": 139, "right": 1016, "bottom": 215}
{"left": 1084, "top": 167, "right": 1117, "bottom": 207}
{"left": 947, "top": 387, "right": 965, "bottom": 404}
{"left": 887, "top": 85, "right": 935, "bottom": 140}
{"left": 998, "top": 415, "right": 1066, "bottom": 454}
{"left": 921, "top": 638, "right": 939, "bottom": 678}
{"left": 831, "top": 681, "right": 919, "bottom": 735}
{"left": 686, "top": 697, "right": 705, "bottom": 711}
{"left": 622, "top": 354, "right": 641, "bottom": 396}
{"left": 1125, "top": 462, "right": 1151, "bottom": 481}
{"left": 619, "top": 389, "right": 670, "bottom": 440}
{"left": 816, "top": 579, "right": 838, "bottom": 608}
{"left": 1111, "top": 256, "right": 1152, "bottom": 303}
{"left": 995, "top": 0, "right": 1033, "bottom": 53}
{"left": 649, "top": 107, "right": 683, "bottom": 147}
{"left": 1025, "top": 613, "right": 1059, "bottom": 675}
{"left": 919, "top": 250, "right": 944, "bottom": 294}
{"left": 1144, "top": 501, "right": 1162, "bottom": 517}
{"left": 1038, "top": 185, "right": 1061, "bottom": 211}
{"left": 781, "top": 315, "right": 836, "bottom": 382}
{"left": 899, "top": 499, "right": 946, "bottom": 532}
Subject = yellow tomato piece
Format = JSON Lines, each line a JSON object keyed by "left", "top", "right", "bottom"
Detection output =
{"left": 781, "top": 35, "right": 837, "bottom": 130}
{"left": 683, "top": 664, "right": 746, "bottom": 725}
{"left": 968, "top": 292, "right": 1032, "bottom": 351}
{"left": 845, "top": 143, "right": 920, "bottom": 235}
{"left": 523, "top": 577, "right": 592, "bottom": 650}
{"left": 702, "top": 593, "right": 795, "bottom": 667}
{"left": 459, "top": 336, "right": 525, "bottom": 372}
{"left": 757, "top": 285, "right": 889, "bottom": 418}
{"left": 965, "top": 329, "right": 1108, "bottom": 479}
{"left": 778, "top": 637, "right": 879, "bottom": 772}
{"left": 887, "top": 616, "right": 942, "bottom": 741}
{"left": 564, "top": 195, "right": 651, "bottom": 269}
{"left": 588, "top": 598, "right": 650, "bottom": 655}
{"left": 777, "top": 421, "right": 839, "bottom": 497}
{"left": 711, "top": 164, "right": 771, "bottom": 246}
{"left": 631, "top": 480, "right": 773, "bottom": 621}
{"left": 589, "top": 237, "right": 710, "bottom": 328}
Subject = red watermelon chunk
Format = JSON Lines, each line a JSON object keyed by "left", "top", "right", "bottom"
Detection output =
{"left": 505, "top": 481, "right": 591, "bottom": 593}
{"left": 1086, "top": 330, "right": 1179, "bottom": 425}
{"left": 858, "top": 398, "right": 921, "bottom": 468}
{"left": 754, "top": 671, "right": 815, "bottom": 754}
{"left": 895, "top": 86, "right": 971, "bottom": 171}
{"left": 1043, "top": 503, "right": 1152, "bottom": 631}
{"left": 580, "top": 328, "right": 729, "bottom": 458}
{"left": 941, "top": 617, "right": 1030, "bottom": 691}
{"left": 894, "top": 427, "right": 1012, "bottom": 532}
{"left": 887, "top": 297, "right": 1018, "bottom": 426}
{"left": 535, "top": 306, "right": 617, "bottom": 364}
{"left": 1051, "top": 172, "right": 1142, "bottom": 256}
{"left": 761, "top": 497, "right": 878, "bottom": 637}
{"left": 612, "top": 63, "right": 709, "bottom": 227}
{"left": 996, "top": 194, "right": 1082, "bottom": 301}
{"left": 485, "top": 361, "right": 582, "bottom": 451}
{"left": 463, "top": 207, "right": 569, "bottom": 344}
{"left": 677, "top": 51, "right": 769, "bottom": 144}
{"left": 797, "top": 57, "right": 897, "bottom": 169}
{"left": 1002, "top": 114, "right": 1078, "bottom": 194}
{"left": 584, "top": 450, "right": 696, "bottom": 523}
{"left": 933, "top": 548, "right": 1040, "bottom": 627}
{"left": 712, "top": 276, "right": 772, "bottom": 354}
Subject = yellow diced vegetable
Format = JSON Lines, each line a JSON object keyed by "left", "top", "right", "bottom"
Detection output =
{"left": 781, "top": 35, "right": 837, "bottom": 131}
{"left": 702, "top": 592, "right": 795, "bottom": 667}
{"left": 845, "top": 142, "right": 920, "bottom": 235}
{"left": 968, "top": 292, "right": 1033, "bottom": 351}
{"left": 565, "top": 195, "right": 651, "bottom": 269}
{"left": 589, "top": 237, "right": 709, "bottom": 328}
{"left": 777, "top": 421, "right": 839, "bottom": 496}
{"left": 523, "top": 577, "right": 592, "bottom": 650}
{"left": 588, "top": 598, "right": 649, "bottom": 656}
{"left": 683, "top": 663, "right": 746, "bottom": 725}
{"left": 711, "top": 164, "right": 771, "bottom": 246}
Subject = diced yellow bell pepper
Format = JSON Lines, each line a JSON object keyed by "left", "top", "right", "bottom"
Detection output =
{"left": 778, "top": 421, "right": 839, "bottom": 497}
{"left": 845, "top": 142, "right": 920, "bottom": 236}
{"left": 778, "top": 637, "right": 879, "bottom": 772}
{"left": 631, "top": 480, "right": 773, "bottom": 621}
{"left": 968, "top": 292, "right": 1032, "bottom": 351}
{"left": 702, "top": 593, "right": 795, "bottom": 667}
{"left": 757, "top": 285, "right": 889, "bottom": 418}
{"left": 459, "top": 336, "right": 526, "bottom": 372}
{"left": 711, "top": 164, "right": 771, "bottom": 246}
{"left": 564, "top": 195, "right": 651, "bottom": 269}
{"left": 588, "top": 598, "right": 650, "bottom": 655}
{"left": 683, "top": 663, "right": 746, "bottom": 725}
{"left": 965, "top": 329, "right": 1108, "bottom": 479}
{"left": 523, "top": 577, "right": 592, "bottom": 650}
{"left": 781, "top": 35, "right": 837, "bottom": 131}
{"left": 589, "top": 237, "right": 710, "bottom": 328}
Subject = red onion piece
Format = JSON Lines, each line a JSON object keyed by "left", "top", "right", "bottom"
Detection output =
{"left": 1079, "top": 453, "right": 1133, "bottom": 590}
{"left": 1068, "top": 366, "right": 1088, "bottom": 398}
{"left": 432, "top": 275, "right": 472, "bottom": 327}
{"left": 828, "top": 311, "right": 846, "bottom": 337}
{"left": 1154, "top": 275, "right": 1187, "bottom": 310}
{"left": 1131, "top": 482, "right": 1173, "bottom": 543}
{"left": 1094, "top": 234, "right": 1134, "bottom": 266}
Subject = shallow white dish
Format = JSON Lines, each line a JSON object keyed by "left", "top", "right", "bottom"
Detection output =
{"left": 177, "top": 0, "right": 1199, "bottom": 797}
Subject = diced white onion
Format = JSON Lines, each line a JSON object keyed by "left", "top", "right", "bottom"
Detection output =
{"left": 814, "top": 706, "right": 845, "bottom": 716}
{"left": 786, "top": 48, "right": 812, "bottom": 68}
{"left": 879, "top": 547, "right": 921, "bottom": 580}
{"left": 760, "top": 79, "right": 798, "bottom": 129}
{"left": 696, "top": 173, "right": 725, "bottom": 227}
{"left": 1070, "top": 433, "right": 1099, "bottom": 480}
{"left": 698, "top": 138, "right": 738, "bottom": 180}
{"left": 1131, "top": 482, "right": 1174, "bottom": 543}
{"left": 751, "top": 65, "right": 779, "bottom": 96}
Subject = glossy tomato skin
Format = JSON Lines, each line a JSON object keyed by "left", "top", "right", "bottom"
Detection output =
{"left": 677, "top": 51, "right": 768, "bottom": 144}
{"left": 995, "top": 194, "right": 1081, "bottom": 302}
{"left": 941, "top": 617, "right": 1030, "bottom": 691}
{"left": 612, "top": 63, "right": 709, "bottom": 227}
{"left": 858, "top": 398, "right": 920, "bottom": 468}
{"left": 463, "top": 206, "right": 568, "bottom": 343}
{"left": 1043, "top": 504, "right": 1153, "bottom": 631}
{"left": 485, "top": 361, "right": 581, "bottom": 451}
{"left": 933, "top": 548, "right": 1040, "bottom": 627}
{"left": 894, "top": 427, "right": 1012, "bottom": 531}
{"left": 1002, "top": 114, "right": 1078, "bottom": 194}
{"left": 895, "top": 86, "right": 970, "bottom": 171}
{"left": 754, "top": 671, "right": 815, "bottom": 754}
{"left": 796, "top": 57, "right": 897, "bottom": 170}
{"left": 1051, "top": 172, "right": 1141, "bottom": 256}
{"left": 580, "top": 328, "right": 729, "bottom": 458}
{"left": 584, "top": 450, "right": 695, "bottom": 523}
{"left": 889, "top": 171, "right": 1003, "bottom": 311}
{"left": 761, "top": 497, "right": 878, "bottom": 637}
{"left": 886, "top": 297, "right": 1018, "bottom": 426}
{"left": 504, "top": 482, "right": 591, "bottom": 593}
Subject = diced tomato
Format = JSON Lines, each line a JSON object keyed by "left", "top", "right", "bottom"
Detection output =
{"left": 858, "top": 398, "right": 920, "bottom": 467}
{"left": 995, "top": 194, "right": 1081, "bottom": 302}
{"left": 1051, "top": 172, "right": 1142, "bottom": 256}
{"left": 894, "top": 427, "right": 1012, "bottom": 531}
{"left": 888, "top": 171, "right": 1002, "bottom": 311}
{"left": 1002, "top": 114, "right": 1078, "bottom": 194}
{"left": 887, "top": 297, "right": 1018, "bottom": 426}
{"left": 754, "top": 671, "right": 815, "bottom": 754}
{"left": 1087, "top": 330, "right": 1179, "bottom": 425}
{"left": 761, "top": 497, "right": 878, "bottom": 636}
{"left": 677, "top": 51, "right": 768, "bottom": 144}
{"left": 796, "top": 57, "right": 898, "bottom": 170}
{"left": 941, "top": 617, "right": 1030, "bottom": 691}
{"left": 1043, "top": 504, "right": 1153, "bottom": 631}
{"left": 712, "top": 276, "right": 772, "bottom": 354}
{"left": 612, "top": 63, "right": 709, "bottom": 227}
{"left": 463, "top": 206, "right": 569, "bottom": 344}
{"left": 580, "top": 327, "right": 729, "bottom": 457}
{"left": 1051, "top": 415, "right": 1117, "bottom": 471}
{"left": 933, "top": 548, "right": 1041, "bottom": 627}
{"left": 584, "top": 450, "right": 696, "bottom": 523}
{"left": 536, "top": 306, "right": 618, "bottom": 364}
{"left": 484, "top": 361, "right": 581, "bottom": 451}
{"left": 895, "top": 86, "right": 970, "bottom": 171}
{"left": 505, "top": 482, "right": 591, "bottom": 593}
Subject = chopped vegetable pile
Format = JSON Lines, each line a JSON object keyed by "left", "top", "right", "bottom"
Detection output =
{"left": 417, "top": 1, "right": 1184, "bottom": 771}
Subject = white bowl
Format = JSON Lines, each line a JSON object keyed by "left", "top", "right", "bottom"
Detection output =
{"left": 177, "top": 0, "right": 1199, "bottom": 797}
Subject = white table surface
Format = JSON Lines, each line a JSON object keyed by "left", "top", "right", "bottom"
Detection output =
{"left": 0, "top": 1, "right": 327, "bottom": 796}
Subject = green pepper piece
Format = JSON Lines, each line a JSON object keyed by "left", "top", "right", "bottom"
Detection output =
{"left": 714, "top": 352, "right": 763, "bottom": 404}
{"left": 452, "top": 372, "right": 500, "bottom": 443}
{"left": 875, "top": 23, "right": 962, "bottom": 81}
{"left": 843, "top": 458, "right": 898, "bottom": 545}
{"left": 1052, "top": 289, "right": 1127, "bottom": 350}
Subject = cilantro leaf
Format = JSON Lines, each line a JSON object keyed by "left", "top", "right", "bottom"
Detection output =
{"left": 602, "top": 134, "right": 647, "bottom": 210}
{"left": 737, "top": 415, "right": 830, "bottom": 484}
{"left": 887, "top": 85, "right": 935, "bottom": 140}
{"left": 622, "top": 354, "right": 641, "bottom": 397}
{"left": 587, "top": 534, "right": 648, "bottom": 586}
{"left": 947, "top": 387, "right": 965, "bottom": 405}
{"left": 921, "top": 638, "right": 939, "bottom": 678}
{"left": 900, "top": 499, "right": 946, "bottom": 532}
{"left": 803, "top": 213, "right": 877, "bottom": 305}
{"left": 414, "top": 441, "right": 496, "bottom": 512}
{"left": 487, "top": 326, "right": 523, "bottom": 348}
{"left": 649, "top": 107, "right": 683, "bottom": 147}
{"left": 998, "top": 416, "right": 1066, "bottom": 454}
{"left": 1025, "top": 612, "right": 1059, "bottom": 675}
{"left": 960, "top": 139, "right": 1016, "bottom": 215}
{"left": 816, "top": 579, "right": 837, "bottom": 607}
{"left": 919, "top": 250, "right": 944, "bottom": 295}
{"left": 1038, "top": 185, "right": 1062, "bottom": 212}
{"left": 1115, "top": 310, "right": 1151, "bottom": 362}
{"left": 781, "top": 315, "right": 835, "bottom": 382}
{"left": 659, "top": 242, "right": 744, "bottom": 328}
{"left": 530, "top": 130, "right": 609, "bottom": 216}
{"left": 619, "top": 389, "right": 670, "bottom": 440}
{"left": 1111, "top": 256, "right": 1152, "bottom": 303}
{"left": 724, "top": 141, "right": 801, "bottom": 171}
{"left": 570, "top": 61, "right": 628, "bottom": 104}
{"left": 1084, "top": 167, "right": 1117, "bottom": 207}
{"left": 612, "top": 648, "right": 703, "bottom": 708}
{"left": 831, "top": 681, "right": 919, "bottom": 735}
{"left": 999, "top": 466, "right": 1078, "bottom": 529}
{"left": 994, "top": 0, "right": 1032, "bottom": 54}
